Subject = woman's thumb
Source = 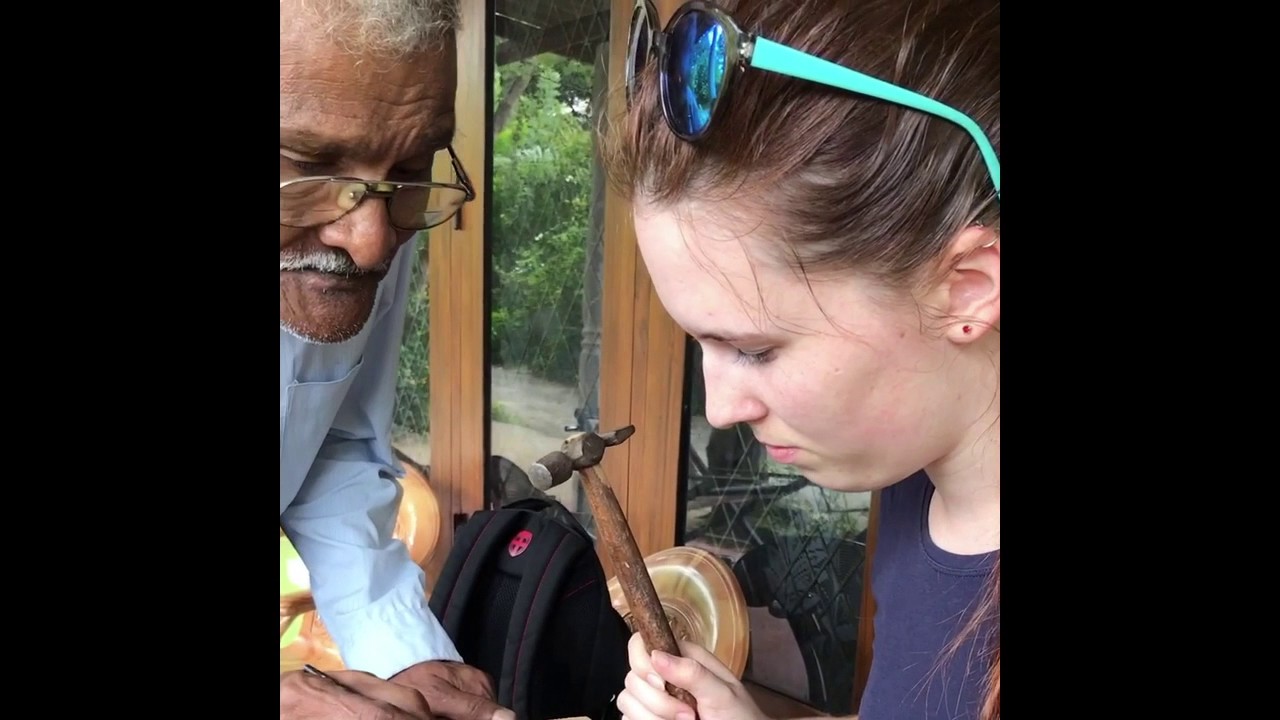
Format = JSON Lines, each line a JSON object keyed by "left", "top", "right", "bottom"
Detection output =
{"left": 650, "top": 649, "right": 734, "bottom": 706}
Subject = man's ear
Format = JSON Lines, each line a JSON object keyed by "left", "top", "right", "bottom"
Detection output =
{"left": 934, "top": 225, "right": 1000, "bottom": 343}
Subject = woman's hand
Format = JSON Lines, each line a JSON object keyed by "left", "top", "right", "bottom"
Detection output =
{"left": 616, "top": 633, "right": 768, "bottom": 720}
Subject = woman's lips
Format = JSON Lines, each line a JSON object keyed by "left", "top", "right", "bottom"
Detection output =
{"left": 762, "top": 444, "right": 798, "bottom": 464}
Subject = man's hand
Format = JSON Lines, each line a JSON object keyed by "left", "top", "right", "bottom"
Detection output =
{"left": 391, "top": 661, "right": 513, "bottom": 720}
{"left": 281, "top": 668, "right": 434, "bottom": 719}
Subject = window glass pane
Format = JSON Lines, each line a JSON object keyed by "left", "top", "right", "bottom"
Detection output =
{"left": 681, "top": 341, "right": 872, "bottom": 715}
{"left": 488, "top": 0, "right": 613, "bottom": 535}
{"left": 393, "top": 233, "right": 431, "bottom": 470}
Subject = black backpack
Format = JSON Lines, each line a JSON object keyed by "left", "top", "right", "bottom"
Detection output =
{"left": 428, "top": 496, "right": 631, "bottom": 720}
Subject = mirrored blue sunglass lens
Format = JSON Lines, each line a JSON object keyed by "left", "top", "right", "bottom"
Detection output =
{"left": 663, "top": 10, "right": 728, "bottom": 137}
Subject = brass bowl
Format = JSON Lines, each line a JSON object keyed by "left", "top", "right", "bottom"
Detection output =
{"left": 393, "top": 455, "right": 442, "bottom": 570}
{"left": 607, "top": 545, "right": 750, "bottom": 679}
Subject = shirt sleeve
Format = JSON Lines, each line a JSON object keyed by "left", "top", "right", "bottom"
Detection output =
{"left": 280, "top": 238, "right": 463, "bottom": 679}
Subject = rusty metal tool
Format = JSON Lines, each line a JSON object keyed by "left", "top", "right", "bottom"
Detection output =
{"left": 528, "top": 425, "right": 698, "bottom": 716}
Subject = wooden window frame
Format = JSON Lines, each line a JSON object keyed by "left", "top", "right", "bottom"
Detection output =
{"left": 424, "top": 0, "right": 490, "bottom": 585}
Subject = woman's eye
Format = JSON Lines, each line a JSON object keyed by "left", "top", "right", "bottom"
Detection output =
{"left": 733, "top": 348, "right": 775, "bottom": 366}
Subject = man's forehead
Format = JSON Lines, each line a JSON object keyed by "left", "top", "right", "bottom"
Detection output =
{"left": 281, "top": 32, "right": 457, "bottom": 159}
{"left": 280, "top": 18, "right": 457, "bottom": 108}
{"left": 280, "top": 52, "right": 456, "bottom": 113}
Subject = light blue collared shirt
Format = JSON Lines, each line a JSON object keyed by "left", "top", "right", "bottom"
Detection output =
{"left": 280, "top": 237, "right": 463, "bottom": 678}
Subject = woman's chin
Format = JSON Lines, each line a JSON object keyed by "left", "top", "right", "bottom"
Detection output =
{"left": 803, "top": 464, "right": 908, "bottom": 494}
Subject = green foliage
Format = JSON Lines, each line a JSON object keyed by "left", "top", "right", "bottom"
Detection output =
{"left": 491, "top": 54, "right": 595, "bottom": 384}
{"left": 395, "top": 238, "right": 431, "bottom": 435}
{"left": 490, "top": 401, "right": 518, "bottom": 424}
{"left": 394, "top": 52, "right": 597, "bottom": 434}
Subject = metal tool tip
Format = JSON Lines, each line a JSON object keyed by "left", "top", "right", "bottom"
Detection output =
{"left": 605, "top": 425, "right": 636, "bottom": 445}
{"left": 528, "top": 463, "right": 554, "bottom": 491}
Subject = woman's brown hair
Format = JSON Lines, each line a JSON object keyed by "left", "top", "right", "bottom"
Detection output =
{"left": 982, "top": 558, "right": 1001, "bottom": 720}
{"left": 963, "top": 556, "right": 1000, "bottom": 720}
{"left": 602, "top": 0, "right": 1000, "bottom": 715}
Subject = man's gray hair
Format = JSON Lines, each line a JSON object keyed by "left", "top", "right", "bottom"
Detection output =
{"left": 297, "top": 0, "right": 461, "bottom": 58}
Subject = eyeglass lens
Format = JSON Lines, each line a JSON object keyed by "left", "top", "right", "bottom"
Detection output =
{"left": 281, "top": 180, "right": 467, "bottom": 230}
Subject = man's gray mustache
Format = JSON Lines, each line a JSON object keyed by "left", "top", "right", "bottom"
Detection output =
{"left": 279, "top": 252, "right": 390, "bottom": 276}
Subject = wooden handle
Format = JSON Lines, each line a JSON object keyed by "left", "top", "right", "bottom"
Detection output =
{"left": 579, "top": 466, "right": 699, "bottom": 716}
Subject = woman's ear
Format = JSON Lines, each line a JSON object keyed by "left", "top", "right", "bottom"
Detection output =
{"left": 936, "top": 225, "right": 1000, "bottom": 344}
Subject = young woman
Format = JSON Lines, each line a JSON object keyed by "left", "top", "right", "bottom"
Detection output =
{"left": 606, "top": 0, "right": 1000, "bottom": 718}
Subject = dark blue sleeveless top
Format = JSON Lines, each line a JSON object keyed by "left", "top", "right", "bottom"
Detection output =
{"left": 857, "top": 471, "right": 998, "bottom": 720}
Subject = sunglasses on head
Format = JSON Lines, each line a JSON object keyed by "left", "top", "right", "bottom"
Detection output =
{"left": 626, "top": 0, "right": 1000, "bottom": 199}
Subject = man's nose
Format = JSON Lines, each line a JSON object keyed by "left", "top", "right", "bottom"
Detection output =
{"left": 702, "top": 359, "right": 767, "bottom": 430}
{"left": 317, "top": 194, "right": 400, "bottom": 270}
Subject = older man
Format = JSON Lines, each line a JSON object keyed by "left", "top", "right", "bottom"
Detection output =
{"left": 279, "top": 1, "right": 505, "bottom": 718}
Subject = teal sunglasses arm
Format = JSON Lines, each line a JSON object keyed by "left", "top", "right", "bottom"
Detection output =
{"left": 751, "top": 37, "right": 1000, "bottom": 198}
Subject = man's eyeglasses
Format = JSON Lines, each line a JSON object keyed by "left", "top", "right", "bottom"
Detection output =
{"left": 627, "top": 0, "right": 1000, "bottom": 199}
{"left": 280, "top": 145, "right": 477, "bottom": 232}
